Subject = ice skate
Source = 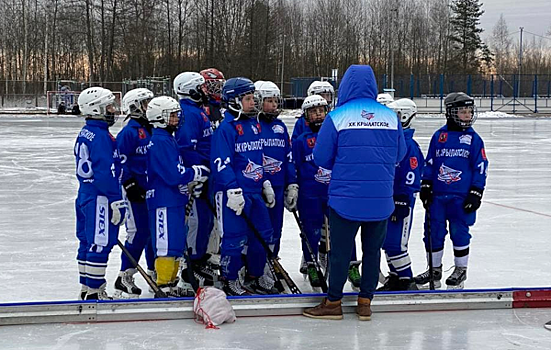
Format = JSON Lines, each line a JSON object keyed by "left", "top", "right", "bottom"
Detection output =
{"left": 377, "top": 273, "right": 399, "bottom": 291}
{"left": 243, "top": 275, "right": 279, "bottom": 295}
{"left": 299, "top": 257, "right": 308, "bottom": 280}
{"left": 306, "top": 263, "right": 322, "bottom": 291}
{"left": 113, "top": 269, "right": 142, "bottom": 299}
{"left": 414, "top": 266, "right": 442, "bottom": 289}
{"left": 146, "top": 269, "right": 157, "bottom": 294}
{"left": 79, "top": 285, "right": 88, "bottom": 300}
{"left": 86, "top": 283, "right": 112, "bottom": 300}
{"left": 446, "top": 266, "right": 467, "bottom": 290}
{"left": 223, "top": 279, "right": 250, "bottom": 296}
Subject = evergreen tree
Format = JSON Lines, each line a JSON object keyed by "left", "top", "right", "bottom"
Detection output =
{"left": 448, "top": 0, "right": 490, "bottom": 73}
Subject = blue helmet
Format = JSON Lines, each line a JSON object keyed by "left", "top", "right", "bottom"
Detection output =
{"left": 222, "top": 77, "right": 256, "bottom": 116}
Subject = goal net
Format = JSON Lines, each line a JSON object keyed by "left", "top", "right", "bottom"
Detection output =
{"left": 47, "top": 90, "right": 122, "bottom": 115}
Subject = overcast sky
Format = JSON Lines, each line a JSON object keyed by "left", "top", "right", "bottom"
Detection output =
{"left": 480, "top": 0, "right": 551, "bottom": 40}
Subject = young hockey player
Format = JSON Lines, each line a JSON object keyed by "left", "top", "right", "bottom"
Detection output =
{"left": 145, "top": 96, "right": 210, "bottom": 297}
{"left": 74, "top": 87, "right": 126, "bottom": 300}
{"left": 291, "top": 80, "right": 335, "bottom": 142}
{"left": 293, "top": 95, "right": 331, "bottom": 289}
{"left": 114, "top": 88, "right": 155, "bottom": 298}
{"left": 255, "top": 80, "right": 297, "bottom": 258}
{"left": 200, "top": 68, "right": 226, "bottom": 125}
{"left": 378, "top": 98, "right": 424, "bottom": 291}
{"left": 211, "top": 77, "right": 276, "bottom": 296}
{"left": 414, "top": 92, "right": 488, "bottom": 290}
{"left": 173, "top": 72, "right": 217, "bottom": 286}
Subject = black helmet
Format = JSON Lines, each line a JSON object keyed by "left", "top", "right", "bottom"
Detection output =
{"left": 444, "top": 92, "right": 476, "bottom": 128}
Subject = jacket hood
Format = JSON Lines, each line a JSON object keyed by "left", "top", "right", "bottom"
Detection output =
{"left": 336, "top": 65, "right": 378, "bottom": 107}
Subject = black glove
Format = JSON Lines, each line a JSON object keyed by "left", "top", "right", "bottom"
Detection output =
{"left": 420, "top": 180, "right": 433, "bottom": 209}
{"left": 123, "top": 178, "right": 146, "bottom": 203}
{"left": 463, "top": 187, "right": 483, "bottom": 213}
{"left": 391, "top": 194, "right": 410, "bottom": 222}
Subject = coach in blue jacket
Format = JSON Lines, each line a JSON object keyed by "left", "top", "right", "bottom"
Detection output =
{"left": 303, "top": 65, "right": 406, "bottom": 321}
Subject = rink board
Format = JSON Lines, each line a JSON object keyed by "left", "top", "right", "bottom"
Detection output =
{"left": 2, "top": 287, "right": 550, "bottom": 326}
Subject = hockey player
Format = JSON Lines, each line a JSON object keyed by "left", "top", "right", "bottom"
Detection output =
{"left": 291, "top": 80, "right": 335, "bottom": 143}
{"left": 293, "top": 95, "right": 331, "bottom": 289}
{"left": 145, "top": 96, "right": 210, "bottom": 297}
{"left": 379, "top": 99, "right": 424, "bottom": 291}
{"left": 376, "top": 93, "right": 394, "bottom": 106}
{"left": 173, "top": 72, "right": 217, "bottom": 286}
{"left": 114, "top": 88, "right": 155, "bottom": 298}
{"left": 414, "top": 92, "right": 488, "bottom": 290}
{"left": 255, "top": 80, "right": 297, "bottom": 258}
{"left": 74, "top": 87, "right": 126, "bottom": 300}
{"left": 200, "top": 68, "right": 226, "bottom": 125}
{"left": 211, "top": 77, "right": 276, "bottom": 296}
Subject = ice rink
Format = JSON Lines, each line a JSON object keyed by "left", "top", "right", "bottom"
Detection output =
{"left": 1, "top": 113, "right": 551, "bottom": 348}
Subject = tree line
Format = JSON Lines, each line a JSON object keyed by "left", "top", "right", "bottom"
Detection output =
{"left": 0, "top": 0, "right": 550, "bottom": 94}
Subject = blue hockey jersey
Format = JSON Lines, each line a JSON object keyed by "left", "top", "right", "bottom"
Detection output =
{"left": 423, "top": 125, "right": 488, "bottom": 195}
{"left": 291, "top": 115, "right": 306, "bottom": 143}
{"left": 293, "top": 130, "right": 330, "bottom": 198}
{"left": 175, "top": 99, "right": 214, "bottom": 167}
{"left": 146, "top": 128, "right": 196, "bottom": 209}
{"left": 210, "top": 111, "right": 265, "bottom": 194}
{"left": 117, "top": 119, "right": 151, "bottom": 189}
{"left": 394, "top": 128, "right": 424, "bottom": 198}
{"left": 260, "top": 119, "right": 296, "bottom": 187}
{"left": 74, "top": 119, "right": 122, "bottom": 200}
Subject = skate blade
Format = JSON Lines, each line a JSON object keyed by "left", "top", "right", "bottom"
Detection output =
{"left": 416, "top": 281, "right": 442, "bottom": 290}
{"left": 446, "top": 282, "right": 465, "bottom": 290}
{"left": 112, "top": 290, "right": 140, "bottom": 300}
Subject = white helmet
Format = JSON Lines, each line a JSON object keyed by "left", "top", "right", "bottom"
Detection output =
{"left": 388, "top": 98, "right": 417, "bottom": 129}
{"left": 376, "top": 93, "right": 394, "bottom": 105}
{"left": 302, "top": 95, "right": 328, "bottom": 132}
{"left": 173, "top": 72, "right": 206, "bottom": 103}
{"left": 254, "top": 80, "right": 282, "bottom": 120}
{"left": 78, "top": 87, "right": 118, "bottom": 125}
{"left": 122, "top": 88, "right": 154, "bottom": 119}
{"left": 146, "top": 96, "right": 181, "bottom": 129}
{"left": 302, "top": 94, "right": 328, "bottom": 112}
{"left": 307, "top": 81, "right": 335, "bottom": 108}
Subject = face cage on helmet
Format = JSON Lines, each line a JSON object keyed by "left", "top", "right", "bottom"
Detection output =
{"left": 401, "top": 112, "right": 416, "bottom": 129}
{"left": 305, "top": 105, "right": 328, "bottom": 126}
{"left": 151, "top": 107, "right": 180, "bottom": 128}
{"left": 255, "top": 95, "right": 282, "bottom": 120}
{"left": 448, "top": 105, "right": 477, "bottom": 128}
{"left": 129, "top": 98, "right": 152, "bottom": 119}
{"left": 205, "top": 79, "right": 225, "bottom": 101}
{"left": 227, "top": 92, "right": 258, "bottom": 117}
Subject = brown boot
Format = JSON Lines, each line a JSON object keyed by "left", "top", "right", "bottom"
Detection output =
{"left": 357, "top": 297, "right": 372, "bottom": 321}
{"left": 303, "top": 298, "right": 343, "bottom": 320}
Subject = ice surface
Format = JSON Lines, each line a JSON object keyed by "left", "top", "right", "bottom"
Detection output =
{"left": 1, "top": 114, "right": 551, "bottom": 348}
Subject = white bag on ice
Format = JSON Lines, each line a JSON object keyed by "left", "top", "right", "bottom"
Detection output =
{"left": 193, "top": 287, "right": 236, "bottom": 328}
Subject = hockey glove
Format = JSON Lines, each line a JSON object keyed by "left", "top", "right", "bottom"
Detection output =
{"left": 192, "top": 165, "right": 210, "bottom": 183}
{"left": 110, "top": 200, "right": 128, "bottom": 226}
{"left": 420, "top": 180, "right": 433, "bottom": 209}
{"left": 390, "top": 194, "right": 410, "bottom": 222}
{"left": 262, "top": 180, "right": 276, "bottom": 208}
{"left": 227, "top": 188, "right": 245, "bottom": 216}
{"left": 123, "top": 178, "right": 146, "bottom": 203}
{"left": 463, "top": 187, "right": 483, "bottom": 213}
{"left": 284, "top": 184, "right": 299, "bottom": 211}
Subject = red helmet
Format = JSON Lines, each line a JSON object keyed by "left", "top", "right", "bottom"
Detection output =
{"left": 200, "top": 68, "right": 226, "bottom": 102}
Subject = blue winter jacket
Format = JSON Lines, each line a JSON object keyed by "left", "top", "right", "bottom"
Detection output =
{"left": 314, "top": 65, "right": 407, "bottom": 221}
{"left": 117, "top": 119, "right": 151, "bottom": 189}
{"left": 260, "top": 118, "right": 296, "bottom": 188}
{"left": 394, "top": 128, "right": 424, "bottom": 201}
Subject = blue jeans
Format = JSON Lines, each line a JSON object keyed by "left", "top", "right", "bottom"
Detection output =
{"left": 327, "top": 207, "right": 387, "bottom": 301}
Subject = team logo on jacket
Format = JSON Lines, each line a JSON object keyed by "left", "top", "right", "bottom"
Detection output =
{"left": 307, "top": 137, "right": 316, "bottom": 148}
{"left": 361, "top": 110, "right": 375, "bottom": 120}
{"left": 314, "top": 167, "right": 332, "bottom": 184}
{"left": 437, "top": 163, "right": 462, "bottom": 184}
{"left": 201, "top": 112, "right": 208, "bottom": 122}
{"left": 242, "top": 159, "right": 264, "bottom": 181}
{"left": 439, "top": 132, "right": 448, "bottom": 143}
{"left": 459, "top": 134, "right": 472, "bottom": 145}
{"left": 251, "top": 124, "right": 259, "bottom": 135}
{"left": 272, "top": 125, "right": 285, "bottom": 134}
{"left": 410, "top": 157, "right": 418, "bottom": 170}
{"left": 481, "top": 148, "right": 487, "bottom": 160}
{"left": 138, "top": 128, "right": 147, "bottom": 140}
{"left": 236, "top": 124, "right": 244, "bottom": 136}
{"left": 262, "top": 155, "right": 282, "bottom": 175}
